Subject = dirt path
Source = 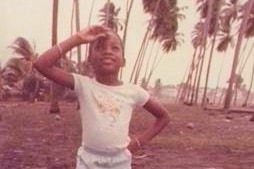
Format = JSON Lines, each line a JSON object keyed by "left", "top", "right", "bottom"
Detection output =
{"left": 0, "top": 102, "right": 253, "bottom": 169}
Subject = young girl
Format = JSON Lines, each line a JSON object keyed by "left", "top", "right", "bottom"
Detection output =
{"left": 33, "top": 25, "right": 169, "bottom": 169}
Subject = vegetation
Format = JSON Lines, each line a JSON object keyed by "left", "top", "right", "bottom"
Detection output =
{"left": 178, "top": 0, "right": 254, "bottom": 109}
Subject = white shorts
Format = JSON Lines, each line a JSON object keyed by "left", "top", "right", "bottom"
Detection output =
{"left": 76, "top": 146, "right": 132, "bottom": 169}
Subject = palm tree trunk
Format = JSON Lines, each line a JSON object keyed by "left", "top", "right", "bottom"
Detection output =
{"left": 238, "top": 41, "right": 254, "bottom": 75}
{"left": 75, "top": 0, "right": 81, "bottom": 73}
{"left": 212, "top": 52, "right": 226, "bottom": 104}
{"left": 237, "top": 38, "right": 249, "bottom": 72}
{"left": 145, "top": 46, "right": 163, "bottom": 87}
{"left": 119, "top": 0, "right": 134, "bottom": 79}
{"left": 192, "top": 47, "right": 203, "bottom": 104}
{"left": 175, "top": 53, "right": 193, "bottom": 103}
{"left": 129, "top": 29, "right": 150, "bottom": 83}
{"left": 202, "top": 0, "right": 220, "bottom": 107}
{"left": 144, "top": 41, "right": 156, "bottom": 79}
{"left": 185, "top": 48, "right": 200, "bottom": 104}
{"left": 224, "top": 0, "right": 254, "bottom": 109}
{"left": 106, "top": 0, "right": 111, "bottom": 26}
{"left": 68, "top": 1, "right": 76, "bottom": 61}
{"left": 233, "top": 84, "right": 238, "bottom": 106}
{"left": 130, "top": 0, "right": 161, "bottom": 84}
{"left": 50, "top": 0, "right": 60, "bottom": 113}
{"left": 242, "top": 54, "right": 254, "bottom": 107}
{"left": 134, "top": 35, "right": 150, "bottom": 84}
{"left": 178, "top": 48, "right": 197, "bottom": 102}
{"left": 202, "top": 34, "right": 215, "bottom": 106}
{"left": 85, "top": 0, "right": 96, "bottom": 60}
{"left": 122, "top": 0, "right": 134, "bottom": 50}
{"left": 195, "top": 0, "right": 214, "bottom": 105}
{"left": 218, "top": 88, "right": 226, "bottom": 106}
{"left": 52, "top": 0, "right": 58, "bottom": 46}
{"left": 194, "top": 46, "right": 206, "bottom": 104}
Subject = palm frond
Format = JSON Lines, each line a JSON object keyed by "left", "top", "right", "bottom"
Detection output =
{"left": 5, "top": 58, "right": 27, "bottom": 76}
{"left": 98, "top": 1, "right": 121, "bottom": 32}
{"left": 216, "top": 34, "right": 234, "bottom": 52}
{"left": 191, "top": 21, "right": 205, "bottom": 48}
{"left": 142, "top": 0, "right": 184, "bottom": 53}
{"left": 8, "top": 37, "right": 35, "bottom": 61}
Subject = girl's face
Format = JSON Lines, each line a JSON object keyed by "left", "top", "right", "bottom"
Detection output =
{"left": 90, "top": 32, "right": 124, "bottom": 75}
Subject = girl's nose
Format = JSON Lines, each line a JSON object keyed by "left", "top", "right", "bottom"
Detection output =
{"left": 103, "top": 46, "right": 113, "bottom": 54}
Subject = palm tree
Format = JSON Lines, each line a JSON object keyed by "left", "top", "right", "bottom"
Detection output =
{"left": 8, "top": 37, "right": 36, "bottom": 62}
{"left": 49, "top": 0, "right": 61, "bottom": 113}
{"left": 179, "top": 21, "right": 204, "bottom": 104}
{"left": 85, "top": 0, "right": 96, "bottom": 60}
{"left": 192, "top": 0, "right": 215, "bottom": 105}
{"left": 242, "top": 58, "right": 254, "bottom": 107}
{"left": 210, "top": 0, "right": 238, "bottom": 105}
{"left": 2, "top": 58, "right": 27, "bottom": 84}
{"left": 180, "top": 0, "right": 215, "bottom": 105}
{"left": 202, "top": 0, "right": 223, "bottom": 107}
{"left": 122, "top": 0, "right": 134, "bottom": 50}
{"left": 6, "top": 37, "right": 41, "bottom": 101}
{"left": 0, "top": 36, "right": 50, "bottom": 102}
{"left": 224, "top": 0, "right": 254, "bottom": 109}
{"left": 75, "top": 0, "right": 82, "bottom": 73}
{"left": 98, "top": 1, "right": 122, "bottom": 32}
{"left": 8, "top": 37, "right": 37, "bottom": 74}
{"left": 120, "top": 0, "right": 134, "bottom": 79}
{"left": 130, "top": 0, "right": 184, "bottom": 85}
{"left": 238, "top": 0, "right": 254, "bottom": 107}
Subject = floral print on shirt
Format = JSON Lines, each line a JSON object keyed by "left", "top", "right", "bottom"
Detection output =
{"left": 92, "top": 90, "right": 124, "bottom": 126}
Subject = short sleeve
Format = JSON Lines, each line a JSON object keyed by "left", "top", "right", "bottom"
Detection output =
{"left": 72, "top": 73, "right": 89, "bottom": 94}
{"left": 134, "top": 86, "right": 150, "bottom": 106}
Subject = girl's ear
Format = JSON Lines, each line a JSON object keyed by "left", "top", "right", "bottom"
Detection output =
{"left": 121, "top": 57, "right": 126, "bottom": 67}
{"left": 87, "top": 54, "right": 92, "bottom": 62}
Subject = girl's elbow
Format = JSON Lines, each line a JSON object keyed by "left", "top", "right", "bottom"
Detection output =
{"left": 33, "top": 59, "right": 46, "bottom": 72}
{"left": 164, "top": 114, "right": 170, "bottom": 126}
{"left": 161, "top": 111, "right": 170, "bottom": 125}
{"left": 32, "top": 60, "right": 39, "bottom": 70}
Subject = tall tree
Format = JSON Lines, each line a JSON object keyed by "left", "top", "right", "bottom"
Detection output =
{"left": 49, "top": 0, "right": 61, "bottom": 113}
{"left": 224, "top": 0, "right": 254, "bottom": 109}
{"left": 122, "top": 0, "right": 134, "bottom": 50}
{"left": 179, "top": 21, "right": 204, "bottom": 104}
{"left": 130, "top": 0, "right": 184, "bottom": 85}
{"left": 75, "top": 0, "right": 82, "bottom": 73}
{"left": 193, "top": 0, "right": 214, "bottom": 104}
{"left": 211, "top": 0, "right": 238, "bottom": 105}
{"left": 98, "top": 1, "right": 122, "bottom": 32}
{"left": 6, "top": 37, "right": 42, "bottom": 102}
{"left": 242, "top": 57, "right": 254, "bottom": 107}
{"left": 202, "top": 0, "right": 223, "bottom": 106}
{"left": 180, "top": 0, "right": 214, "bottom": 105}
{"left": 120, "top": 0, "right": 134, "bottom": 79}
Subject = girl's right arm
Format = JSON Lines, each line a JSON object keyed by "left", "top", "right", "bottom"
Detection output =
{"left": 33, "top": 25, "right": 109, "bottom": 89}
{"left": 33, "top": 35, "right": 80, "bottom": 89}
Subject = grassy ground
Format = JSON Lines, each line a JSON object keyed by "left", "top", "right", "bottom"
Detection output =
{"left": 0, "top": 101, "right": 254, "bottom": 169}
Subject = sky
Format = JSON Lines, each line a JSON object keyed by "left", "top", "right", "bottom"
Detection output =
{"left": 0, "top": 0, "right": 253, "bottom": 90}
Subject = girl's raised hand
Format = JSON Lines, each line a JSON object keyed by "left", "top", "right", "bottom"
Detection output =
{"left": 76, "top": 25, "right": 110, "bottom": 44}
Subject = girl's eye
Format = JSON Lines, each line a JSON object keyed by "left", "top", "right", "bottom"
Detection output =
{"left": 93, "top": 43, "right": 101, "bottom": 50}
{"left": 112, "top": 46, "right": 120, "bottom": 51}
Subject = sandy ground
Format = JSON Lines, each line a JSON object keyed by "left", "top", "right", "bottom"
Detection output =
{"left": 0, "top": 101, "right": 254, "bottom": 169}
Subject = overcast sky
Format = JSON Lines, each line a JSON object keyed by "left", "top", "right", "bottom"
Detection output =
{"left": 0, "top": 0, "right": 253, "bottom": 89}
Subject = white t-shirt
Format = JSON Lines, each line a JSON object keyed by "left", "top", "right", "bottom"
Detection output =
{"left": 73, "top": 73, "right": 150, "bottom": 152}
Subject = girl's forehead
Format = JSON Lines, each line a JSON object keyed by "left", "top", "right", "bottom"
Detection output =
{"left": 95, "top": 32, "right": 122, "bottom": 46}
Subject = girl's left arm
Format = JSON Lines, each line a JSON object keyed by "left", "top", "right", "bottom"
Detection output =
{"left": 128, "top": 98, "right": 170, "bottom": 153}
